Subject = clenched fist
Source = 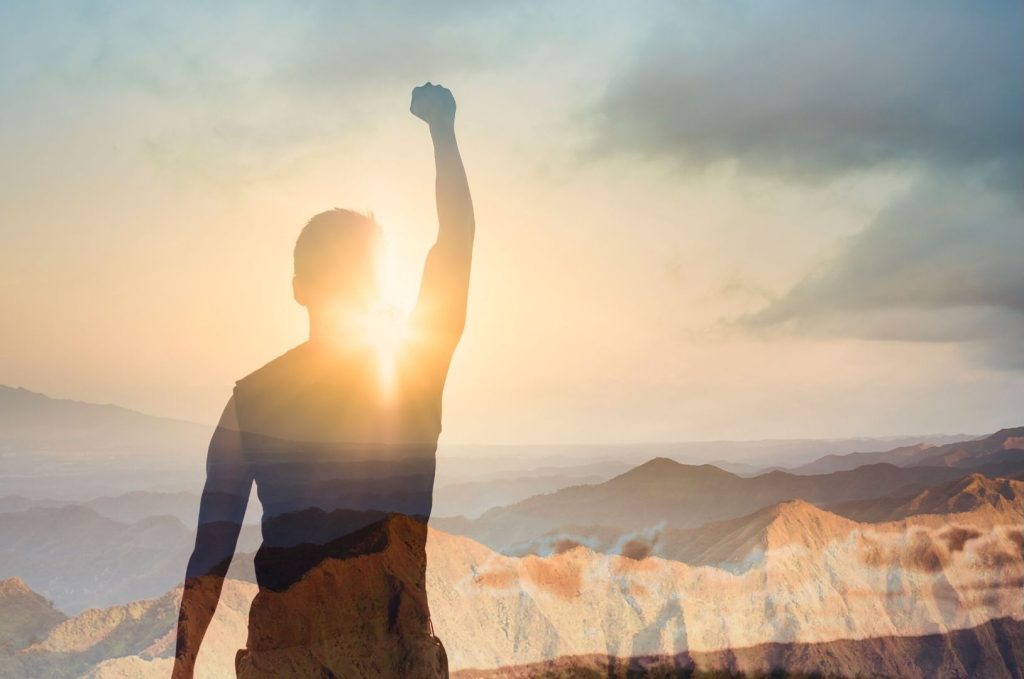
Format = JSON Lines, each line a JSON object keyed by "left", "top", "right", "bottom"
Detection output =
{"left": 410, "top": 82, "right": 456, "bottom": 132}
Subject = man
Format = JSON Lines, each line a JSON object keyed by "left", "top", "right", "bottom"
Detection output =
{"left": 172, "top": 83, "right": 473, "bottom": 678}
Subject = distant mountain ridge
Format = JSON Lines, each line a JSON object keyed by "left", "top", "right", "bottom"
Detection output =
{"left": 433, "top": 424, "right": 1021, "bottom": 557}
{"left": 0, "top": 385, "right": 210, "bottom": 455}
{"left": 0, "top": 490, "right": 262, "bottom": 527}
{"left": 790, "top": 426, "right": 1024, "bottom": 475}
{"left": 0, "top": 505, "right": 260, "bottom": 613}
{"left": 439, "top": 457, "right": 973, "bottom": 552}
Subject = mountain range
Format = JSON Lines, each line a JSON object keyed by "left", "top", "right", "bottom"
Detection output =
{"left": 788, "top": 427, "right": 1024, "bottom": 475}
{"left": 3, "top": 423, "right": 1020, "bottom": 616}
{"left": 0, "top": 506, "right": 260, "bottom": 614}
{"left": 2, "top": 385, "right": 1022, "bottom": 676}
{"left": 1, "top": 477, "right": 1020, "bottom": 677}
{"left": 435, "top": 458, "right": 992, "bottom": 553}
{"left": 0, "top": 385, "right": 211, "bottom": 456}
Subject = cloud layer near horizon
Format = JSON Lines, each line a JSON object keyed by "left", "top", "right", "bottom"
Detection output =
{"left": 743, "top": 177, "right": 1024, "bottom": 369}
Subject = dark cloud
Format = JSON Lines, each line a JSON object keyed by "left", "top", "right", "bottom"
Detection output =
{"left": 597, "top": 1, "right": 1023, "bottom": 183}
{"left": 743, "top": 176, "right": 1024, "bottom": 369}
{"left": 599, "top": 1, "right": 1024, "bottom": 370}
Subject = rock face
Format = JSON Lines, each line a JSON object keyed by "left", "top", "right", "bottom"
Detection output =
{"left": 425, "top": 498, "right": 1024, "bottom": 673}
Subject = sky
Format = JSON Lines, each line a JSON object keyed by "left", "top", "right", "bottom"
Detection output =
{"left": 1, "top": 1, "right": 1022, "bottom": 444}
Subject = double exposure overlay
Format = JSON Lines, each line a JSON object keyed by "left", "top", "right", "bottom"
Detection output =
{"left": 0, "top": 2, "right": 1022, "bottom": 678}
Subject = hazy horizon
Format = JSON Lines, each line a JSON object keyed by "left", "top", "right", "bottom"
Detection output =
{"left": 0, "top": 382, "right": 994, "bottom": 449}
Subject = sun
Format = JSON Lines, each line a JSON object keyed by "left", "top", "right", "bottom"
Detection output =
{"left": 359, "top": 256, "right": 417, "bottom": 392}
{"left": 352, "top": 227, "right": 421, "bottom": 393}
{"left": 361, "top": 303, "right": 409, "bottom": 361}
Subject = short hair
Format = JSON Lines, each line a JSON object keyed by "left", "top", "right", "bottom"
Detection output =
{"left": 294, "top": 209, "right": 380, "bottom": 283}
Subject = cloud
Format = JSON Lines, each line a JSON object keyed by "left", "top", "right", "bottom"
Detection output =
{"left": 596, "top": 0, "right": 1023, "bottom": 183}
{"left": 0, "top": 1, "right": 532, "bottom": 182}
{"left": 743, "top": 176, "right": 1024, "bottom": 369}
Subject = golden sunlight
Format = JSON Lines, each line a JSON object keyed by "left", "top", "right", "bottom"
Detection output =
{"left": 360, "top": 302, "right": 410, "bottom": 392}
{"left": 365, "top": 240, "right": 417, "bottom": 393}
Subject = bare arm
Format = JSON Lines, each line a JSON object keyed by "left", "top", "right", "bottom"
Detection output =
{"left": 409, "top": 83, "right": 475, "bottom": 355}
{"left": 172, "top": 397, "right": 252, "bottom": 679}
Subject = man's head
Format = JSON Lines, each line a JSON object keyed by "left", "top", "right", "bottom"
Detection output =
{"left": 293, "top": 209, "right": 381, "bottom": 316}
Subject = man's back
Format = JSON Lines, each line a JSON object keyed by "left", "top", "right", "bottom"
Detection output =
{"left": 173, "top": 83, "right": 471, "bottom": 679}
{"left": 231, "top": 340, "right": 448, "bottom": 677}
{"left": 233, "top": 339, "right": 447, "bottom": 586}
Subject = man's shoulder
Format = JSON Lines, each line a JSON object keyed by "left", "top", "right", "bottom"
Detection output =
{"left": 234, "top": 343, "right": 311, "bottom": 394}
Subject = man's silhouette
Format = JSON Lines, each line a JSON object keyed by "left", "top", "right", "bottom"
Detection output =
{"left": 172, "top": 83, "right": 473, "bottom": 678}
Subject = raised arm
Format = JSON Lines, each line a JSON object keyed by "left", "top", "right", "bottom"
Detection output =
{"left": 409, "top": 83, "right": 475, "bottom": 356}
{"left": 172, "top": 397, "right": 252, "bottom": 679}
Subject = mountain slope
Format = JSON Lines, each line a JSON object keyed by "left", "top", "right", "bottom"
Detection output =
{"left": 915, "top": 427, "right": 1024, "bottom": 468}
{"left": 829, "top": 474, "right": 1024, "bottom": 523}
{"left": 0, "top": 577, "right": 65, "bottom": 650}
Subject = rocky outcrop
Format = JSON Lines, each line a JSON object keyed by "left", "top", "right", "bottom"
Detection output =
{"left": 0, "top": 576, "right": 65, "bottom": 651}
